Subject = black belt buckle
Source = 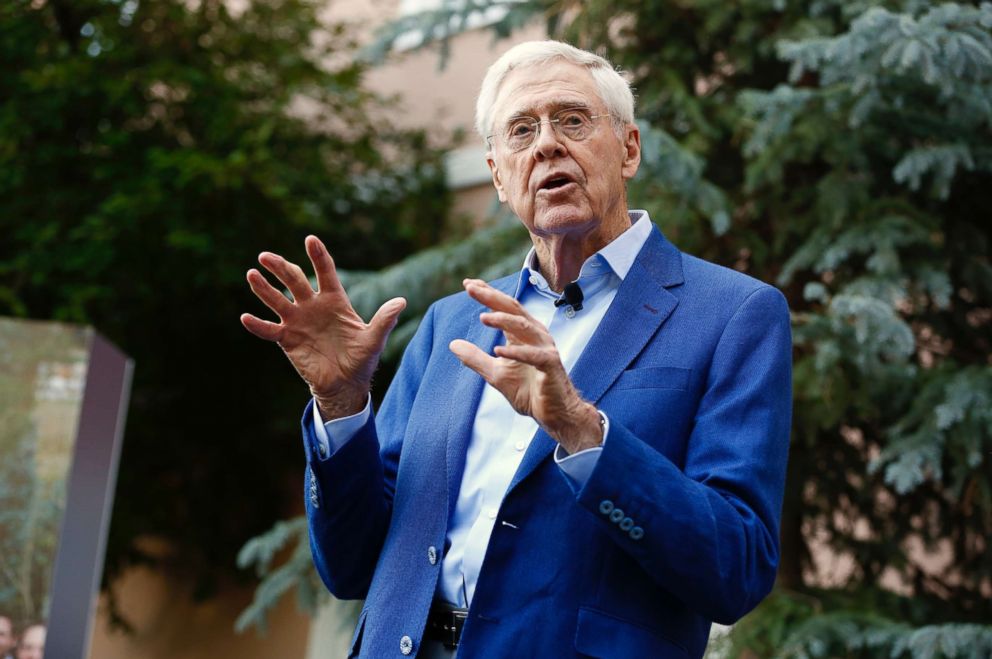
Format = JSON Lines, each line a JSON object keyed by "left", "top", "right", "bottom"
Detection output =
{"left": 429, "top": 603, "right": 469, "bottom": 649}
{"left": 443, "top": 608, "right": 468, "bottom": 649}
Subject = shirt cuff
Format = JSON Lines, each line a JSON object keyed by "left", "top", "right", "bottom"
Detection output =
{"left": 311, "top": 395, "right": 372, "bottom": 460}
{"left": 553, "top": 411, "right": 608, "bottom": 487}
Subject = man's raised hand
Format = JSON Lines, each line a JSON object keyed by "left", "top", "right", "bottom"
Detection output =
{"left": 449, "top": 279, "right": 602, "bottom": 454}
{"left": 241, "top": 235, "right": 406, "bottom": 419}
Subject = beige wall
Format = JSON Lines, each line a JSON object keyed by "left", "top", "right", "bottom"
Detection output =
{"left": 87, "top": 538, "right": 313, "bottom": 659}
{"left": 365, "top": 24, "right": 547, "bottom": 137}
{"left": 361, "top": 23, "right": 547, "bottom": 235}
{"left": 332, "top": 0, "right": 545, "bottom": 225}
{"left": 328, "top": 0, "right": 542, "bottom": 137}
{"left": 451, "top": 182, "right": 500, "bottom": 230}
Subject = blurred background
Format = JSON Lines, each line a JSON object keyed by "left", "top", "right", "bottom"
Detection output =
{"left": 1, "top": 0, "right": 990, "bottom": 657}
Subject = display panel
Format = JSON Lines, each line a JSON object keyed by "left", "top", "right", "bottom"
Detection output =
{"left": 0, "top": 318, "right": 132, "bottom": 658}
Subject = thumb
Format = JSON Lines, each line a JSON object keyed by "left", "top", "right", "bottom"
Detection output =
{"left": 368, "top": 297, "right": 407, "bottom": 349}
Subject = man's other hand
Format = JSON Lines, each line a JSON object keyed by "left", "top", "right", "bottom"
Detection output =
{"left": 241, "top": 235, "right": 406, "bottom": 419}
{"left": 450, "top": 279, "right": 602, "bottom": 454}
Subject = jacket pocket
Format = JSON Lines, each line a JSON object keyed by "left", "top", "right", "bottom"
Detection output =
{"left": 574, "top": 607, "right": 689, "bottom": 658}
{"left": 615, "top": 366, "right": 691, "bottom": 391}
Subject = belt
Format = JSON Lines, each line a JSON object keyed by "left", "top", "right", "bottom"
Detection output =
{"left": 424, "top": 601, "right": 469, "bottom": 649}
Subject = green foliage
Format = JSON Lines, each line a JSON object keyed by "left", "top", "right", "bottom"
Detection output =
{"left": 236, "top": 513, "right": 364, "bottom": 642}
{"left": 234, "top": 516, "right": 324, "bottom": 634}
{"left": 738, "top": 4, "right": 991, "bottom": 629}
{"left": 772, "top": 3, "right": 992, "bottom": 202}
{"left": 873, "top": 365, "right": 992, "bottom": 497}
{"left": 739, "top": 3, "right": 991, "bottom": 651}
{"left": 779, "top": 616, "right": 992, "bottom": 659}
{"left": 709, "top": 590, "right": 992, "bottom": 658}
{"left": 0, "top": 0, "right": 451, "bottom": 624}
{"left": 637, "top": 123, "right": 733, "bottom": 236}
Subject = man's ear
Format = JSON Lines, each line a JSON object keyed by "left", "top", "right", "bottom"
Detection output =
{"left": 621, "top": 123, "right": 641, "bottom": 180}
{"left": 487, "top": 153, "right": 507, "bottom": 202}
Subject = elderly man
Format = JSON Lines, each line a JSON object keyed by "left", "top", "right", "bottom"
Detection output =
{"left": 243, "top": 41, "right": 791, "bottom": 658}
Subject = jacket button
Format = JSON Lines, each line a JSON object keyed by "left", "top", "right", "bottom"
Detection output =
{"left": 620, "top": 517, "right": 634, "bottom": 531}
{"left": 609, "top": 508, "right": 624, "bottom": 524}
{"left": 598, "top": 500, "right": 614, "bottom": 515}
{"left": 317, "top": 442, "right": 328, "bottom": 458}
{"left": 629, "top": 526, "right": 644, "bottom": 541}
{"left": 428, "top": 546, "right": 438, "bottom": 565}
{"left": 400, "top": 635, "right": 414, "bottom": 655}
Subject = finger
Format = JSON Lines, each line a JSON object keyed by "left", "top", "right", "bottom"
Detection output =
{"left": 480, "top": 311, "right": 547, "bottom": 345}
{"left": 449, "top": 339, "right": 496, "bottom": 383}
{"left": 305, "top": 235, "right": 344, "bottom": 294}
{"left": 463, "top": 279, "right": 532, "bottom": 318}
{"left": 258, "top": 252, "right": 315, "bottom": 303}
{"left": 493, "top": 344, "right": 558, "bottom": 369}
{"left": 246, "top": 269, "right": 294, "bottom": 317}
{"left": 368, "top": 297, "right": 407, "bottom": 351}
{"left": 240, "top": 313, "right": 283, "bottom": 342}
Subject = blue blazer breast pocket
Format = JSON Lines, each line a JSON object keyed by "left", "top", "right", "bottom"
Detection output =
{"left": 603, "top": 366, "right": 697, "bottom": 466}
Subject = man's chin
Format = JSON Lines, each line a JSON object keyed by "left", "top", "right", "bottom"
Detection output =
{"left": 531, "top": 207, "right": 596, "bottom": 234}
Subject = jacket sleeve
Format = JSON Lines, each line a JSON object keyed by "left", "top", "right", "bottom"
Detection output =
{"left": 303, "top": 304, "right": 437, "bottom": 599}
{"left": 574, "top": 285, "right": 792, "bottom": 624}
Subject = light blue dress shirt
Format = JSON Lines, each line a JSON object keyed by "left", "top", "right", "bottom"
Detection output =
{"left": 310, "top": 210, "right": 653, "bottom": 607}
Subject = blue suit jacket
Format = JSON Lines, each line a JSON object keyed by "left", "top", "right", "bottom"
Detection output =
{"left": 302, "top": 227, "right": 792, "bottom": 658}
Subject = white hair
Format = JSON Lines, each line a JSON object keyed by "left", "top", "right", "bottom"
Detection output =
{"left": 475, "top": 40, "right": 635, "bottom": 143}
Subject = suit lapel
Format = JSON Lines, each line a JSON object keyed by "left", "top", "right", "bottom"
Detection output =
{"left": 569, "top": 262, "right": 680, "bottom": 405}
{"left": 506, "top": 227, "right": 684, "bottom": 494}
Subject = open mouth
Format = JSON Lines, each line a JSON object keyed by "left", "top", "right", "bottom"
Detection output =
{"left": 539, "top": 175, "right": 575, "bottom": 191}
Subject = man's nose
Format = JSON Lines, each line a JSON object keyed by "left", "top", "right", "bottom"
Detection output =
{"left": 532, "top": 121, "right": 567, "bottom": 160}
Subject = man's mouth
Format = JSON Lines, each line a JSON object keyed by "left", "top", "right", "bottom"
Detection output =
{"left": 537, "top": 174, "right": 577, "bottom": 192}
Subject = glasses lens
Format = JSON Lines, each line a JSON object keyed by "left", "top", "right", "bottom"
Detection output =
{"left": 505, "top": 119, "right": 537, "bottom": 151}
{"left": 555, "top": 109, "right": 593, "bottom": 141}
{"left": 501, "top": 109, "right": 600, "bottom": 151}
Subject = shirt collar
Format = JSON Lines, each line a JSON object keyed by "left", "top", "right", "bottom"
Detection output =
{"left": 515, "top": 210, "right": 653, "bottom": 297}
{"left": 596, "top": 209, "right": 652, "bottom": 280}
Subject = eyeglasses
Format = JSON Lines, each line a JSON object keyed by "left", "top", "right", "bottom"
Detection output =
{"left": 488, "top": 108, "right": 613, "bottom": 153}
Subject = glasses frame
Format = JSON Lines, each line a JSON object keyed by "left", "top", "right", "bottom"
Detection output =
{"left": 487, "top": 107, "right": 615, "bottom": 153}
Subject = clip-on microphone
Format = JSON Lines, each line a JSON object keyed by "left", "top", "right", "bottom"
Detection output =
{"left": 554, "top": 281, "right": 584, "bottom": 312}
